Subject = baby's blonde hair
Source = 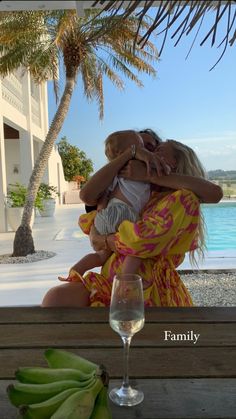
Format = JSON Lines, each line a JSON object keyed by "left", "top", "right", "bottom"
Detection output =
{"left": 167, "top": 139, "right": 207, "bottom": 264}
{"left": 104, "top": 130, "right": 137, "bottom": 161}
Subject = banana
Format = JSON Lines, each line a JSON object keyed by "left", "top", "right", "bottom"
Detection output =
{"left": 19, "top": 388, "right": 79, "bottom": 419}
{"left": 51, "top": 377, "right": 103, "bottom": 419}
{"left": 90, "top": 386, "right": 112, "bottom": 419}
{"left": 16, "top": 366, "right": 95, "bottom": 384}
{"left": 7, "top": 378, "right": 96, "bottom": 407}
{"left": 44, "top": 348, "right": 100, "bottom": 375}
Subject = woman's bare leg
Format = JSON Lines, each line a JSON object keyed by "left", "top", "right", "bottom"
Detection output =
{"left": 41, "top": 282, "right": 90, "bottom": 308}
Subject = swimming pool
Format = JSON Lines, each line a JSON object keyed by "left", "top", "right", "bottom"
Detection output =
{"left": 58, "top": 202, "right": 236, "bottom": 253}
{"left": 202, "top": 202, "right": 236, "bottom": 251}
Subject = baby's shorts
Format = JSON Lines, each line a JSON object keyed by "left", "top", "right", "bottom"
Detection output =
{"left": 94, "top": 198, "right": 139, "bottom": 235}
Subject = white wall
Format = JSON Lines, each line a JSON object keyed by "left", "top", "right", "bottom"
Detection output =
{"left": 30, "top": 140, "right": 69, "bottom": 204}
{"left": 4, "top": 138, "right": 21, "bottom": 186}
{"left": 0, "top": 69, "right": 69, "bottom": 231}
{"left": 48, "top": 146, "right": 69, "bottom": 204}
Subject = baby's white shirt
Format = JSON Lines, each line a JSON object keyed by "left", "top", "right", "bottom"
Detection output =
{"left": 108, "top": 176, "right": 150, "bottom": 214}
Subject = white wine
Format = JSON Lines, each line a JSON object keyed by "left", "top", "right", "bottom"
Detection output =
{"left": 109, "top": 275, "right": 145, "bottom": 406}
{"left": 110, "top": 310, "right": 145, "bottom": 337}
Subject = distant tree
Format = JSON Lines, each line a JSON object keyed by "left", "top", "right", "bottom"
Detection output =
{"left": 208, "top": 170, "right": 236, "bottom": 181}
{"left": 223, "top": 187, "right": 234, "bottom": 198}
{"left": 208, "top": 170, "right": 226, "bottom": 179}
{"left": 57, "top": 136, "right": 93, "bottom": 182}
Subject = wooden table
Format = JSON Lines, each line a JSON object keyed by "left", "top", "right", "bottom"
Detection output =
{"left": 0, "top": 307, "right": 236, "bottom": 418}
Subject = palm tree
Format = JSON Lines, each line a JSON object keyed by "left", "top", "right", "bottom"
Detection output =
{"left": 0, "top": 9, "right": 158, "bottom": 256}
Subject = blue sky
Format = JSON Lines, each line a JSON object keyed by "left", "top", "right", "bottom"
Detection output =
{"left": 47, "top": 8, "right": 236, "bottom": 173}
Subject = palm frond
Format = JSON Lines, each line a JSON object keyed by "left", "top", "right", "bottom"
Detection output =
{"left": 0, "top": 11, "right": 55, "bottom": 79}
{"left": 0, "top": 47, "right": 29, "bottom": 77}
{"left": 80, "top": 53, "right": 99, "bottom": 99}
{"left": 97, "top": 41, "right": 157, "bottom": 77}
{"left": 94, "top": 69, "right": 104, "bottom": 119}
{"left": 96, "top": 58, "right": 125, "bottom": 90}
{"left": 0, "top": 9, "right": 158, "bottom": 113}
{"left": 53, "top": 10, "right": 77, "bottom": 48}
{"left": 29, "top": 45, "right": 59, "bottom": 81}
{"left": 79, "top": 56, "right": 105, "bottom": 118}
{"left": 107, "top": 53, "right": 144, "bottom": 87}
{"left": 91, "top": 0, "right": 236, "bottom": 67}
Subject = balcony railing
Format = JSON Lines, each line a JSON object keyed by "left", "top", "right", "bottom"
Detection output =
{"left": 1, "top": 73, "right": 42, "bottom": 127}
{"left": 1, "top": 73, "right": 24, "bottom": 114}
{"left": 31, "top": 95, "right": 41, "bottom": 127}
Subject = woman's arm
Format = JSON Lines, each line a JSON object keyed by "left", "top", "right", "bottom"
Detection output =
{"left": 89, "top": 224, "right": 116, "bottom": 252}
{"left": 90, "top": 189, "right": 201, "bottom": 255}
{"left": 79, "top": 148, "right": 133, "bottom": 205}
{"left": 120, "top": 160, "right": 223, "bottom": 203}
{"left": 80, "top": 147, "right": 170, "bottom": 205}
{"left": 151, "top": 173, "right": 223, "bottom": 203}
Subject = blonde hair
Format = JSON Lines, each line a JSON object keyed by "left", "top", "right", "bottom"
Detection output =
{"left": 104, "top": 130, "right": 136, "bottom": 161}
{"left": 167, "top": 139, "right": 207, "bottom": 264}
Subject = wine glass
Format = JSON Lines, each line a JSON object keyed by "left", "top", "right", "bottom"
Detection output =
{"left": 109, "top": 273, "right": 145, "bottom": 406}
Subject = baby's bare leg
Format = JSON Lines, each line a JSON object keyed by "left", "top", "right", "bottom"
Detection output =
{"left": 122, "top": 255, "right": 142, "bottom": 275}
{"left": 71, "top": 249, "right": 112, "bottom": 275}
{"left": 71, "top": 253, "right": 104, "bottom": 276}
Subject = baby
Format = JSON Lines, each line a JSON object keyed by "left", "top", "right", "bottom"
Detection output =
{"left": 59, "top": 130, "right": 151, "bottom": 281}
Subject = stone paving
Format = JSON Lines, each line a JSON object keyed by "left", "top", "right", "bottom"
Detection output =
{"left": 0, "top": 204, "right": 235, "bottom": 306}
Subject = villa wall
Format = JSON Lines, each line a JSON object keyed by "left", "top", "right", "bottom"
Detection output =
{"left": 47, "top": 145, "right": 69, "bottom": 205}
{"left": 4, "top": 138, "right": 21, "bottom": 185}
{"left": 0, "top": 68, "right": 68, "bottom": 232}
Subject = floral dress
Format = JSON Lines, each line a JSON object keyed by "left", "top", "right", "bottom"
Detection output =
{"left": 73, "top": 189, "right": 200, "bottom": 307}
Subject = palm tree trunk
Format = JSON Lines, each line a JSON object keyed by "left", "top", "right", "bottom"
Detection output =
{"left": 12, "top": 77, "right": 75, "bottom": 257}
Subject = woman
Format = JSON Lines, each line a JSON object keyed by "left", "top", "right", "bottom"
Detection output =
{"left": 42, "top": 132, "right": 222, "bottom": 308}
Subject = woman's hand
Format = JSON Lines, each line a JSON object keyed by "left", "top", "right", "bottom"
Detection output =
{"left": 135, "top": 147, "right": 171, "bottom": 176}
{"left": 90, "top": 225, "right": 106, "bottom": 251}
{"left": 90, "top": 225, "right": 116, "bottom": 252}
{"left": 119, "top": 156, "right": 171, "bottom": 182}
{"left": 79, "top": 147, "right": 134, "bottom": 206}
{"left": 119, "top": 160, "right": 148, "bottom": 181}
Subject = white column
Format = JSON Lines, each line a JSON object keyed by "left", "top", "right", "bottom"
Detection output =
{"left": 20, "top": 71, "right": 34, "bottom": 185}
{"left": 19, "top": 131, "right": 34, "bottom": 185}
{"left": 40, "top": 82, "right": 49, "bottom": 137}
{"left": 0, "top": 79, "right": 8, "bottom": 232}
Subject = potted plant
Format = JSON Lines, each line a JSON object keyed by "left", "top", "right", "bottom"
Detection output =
{"left": 37, "top": 183, "right": 59, "bottom": 217}
{"left": 5, "top": 183, "right": 43, "bottom": 231}
{"left": 72, "top": 175, "right": 85, "bottom": 189}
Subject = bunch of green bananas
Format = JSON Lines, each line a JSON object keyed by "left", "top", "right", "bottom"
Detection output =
{"left": 7, "top": 348, "right": 112, "bottom": 419}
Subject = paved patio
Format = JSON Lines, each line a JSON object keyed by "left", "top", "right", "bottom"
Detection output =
{"left": 0, "top": 204, "right": 235, "bottom": 307}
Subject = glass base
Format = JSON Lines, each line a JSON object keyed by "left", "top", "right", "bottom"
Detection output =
{"left": 109, "top": 385, "right": 144, "bottom": 406}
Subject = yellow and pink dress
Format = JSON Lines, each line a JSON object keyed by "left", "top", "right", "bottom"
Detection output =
{"left": 69, "top": 189, "right": 200, "bottom": 307}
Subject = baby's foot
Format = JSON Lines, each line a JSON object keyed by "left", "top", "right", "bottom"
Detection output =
{"left": 58, "top": 271, "right": 83, "bottom": 282}
{"left": 58, "top": 276, "right": 74, "bottom": 282}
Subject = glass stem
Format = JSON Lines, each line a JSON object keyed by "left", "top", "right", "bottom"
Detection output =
{"left": 121, "top": 336, "right": 132, "bottom": 389}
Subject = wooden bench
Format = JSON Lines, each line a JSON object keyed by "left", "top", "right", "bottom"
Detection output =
{"left": 0, "top": 306, "right": 236, "bottom": 418}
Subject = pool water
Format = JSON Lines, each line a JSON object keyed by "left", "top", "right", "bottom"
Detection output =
{"left": 202, "top": 202, "right": 236, "bottom": 251}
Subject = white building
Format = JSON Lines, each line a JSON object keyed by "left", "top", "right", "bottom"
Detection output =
{"left": 0, "top": 68, "right": 68, "bottom": 232}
